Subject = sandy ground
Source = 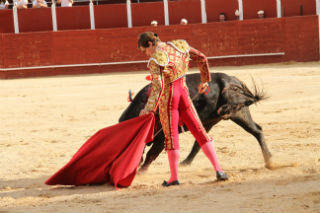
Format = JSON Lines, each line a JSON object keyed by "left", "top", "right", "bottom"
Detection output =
{"left": 0, "top": 61, "right": 320, "bottom": 213}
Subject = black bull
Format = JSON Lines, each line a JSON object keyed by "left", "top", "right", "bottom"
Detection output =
{"left": 119, "top": 72, "right": 272, "bottom": 172}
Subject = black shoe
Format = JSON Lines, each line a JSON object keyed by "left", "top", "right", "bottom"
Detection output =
{"left": 216, "top": 171, "right": 228, "bottom": 181}
{"left": 162, "top": 180, "right": 180, "bottom": 187}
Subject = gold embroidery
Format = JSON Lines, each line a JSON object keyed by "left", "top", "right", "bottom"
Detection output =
{"left": 144, "top": 41, "right": 211, "bottom": 149}
{"left": 145, "top": 60, "right": 162, "bottom": 112}
{"left": 158, "top": 43, "right": 189, "bottom": 84}
{"left": 148, "top": 49, "right": 169, "bottom": 67}
{"left": 159, "top": 82, "right": 174, "bottom": 149}
{"left": 168, "top": 40, "right": 190, "bottom": 53}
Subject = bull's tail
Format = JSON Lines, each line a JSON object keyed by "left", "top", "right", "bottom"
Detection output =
{"left": 127, "top": 89, "right": 134, "bottom": 102}
{"left": 238, "top": 78, "right": 268, "bottom": 106}
{"left": 218, "top": 77, "right": 267, "bottom": 119}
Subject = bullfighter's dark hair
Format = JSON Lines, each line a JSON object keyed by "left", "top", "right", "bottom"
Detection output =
{"left": 138, "top": 32, "right": 160, "bottom": 48}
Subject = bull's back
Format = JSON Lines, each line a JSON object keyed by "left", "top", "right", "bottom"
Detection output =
{"left": 185, "top": 72, "right": 231, "bottom": 98}
{"left": 118, "top": 84, "right": 151, "bottom": 122}
{"left": 119, "top": 72, "right": 234, "bottom": 123}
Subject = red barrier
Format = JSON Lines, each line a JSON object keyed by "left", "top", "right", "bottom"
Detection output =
{"left": 56, "top": 6, "right": 90, "bottom": 30}
{"left": 0, "top": 35, "right": 3, "bottom": 68}
{"left": 94, "top": 4, "right": 128, "bottom": 28}
{"left": 281, "top": 0, "right": 316, "bottom": 17}
{"left": 0, "top": 15, "right": 319, "bottom": 79}
{"left": 18, "top": 8, "right": 52, "bottom": 32}
{"left": 243, "top": 0, "right": 277, "bottom": 19}
{"left": 168, "top": 0, "right": 201, "bottom": 24}
{"left": 283, "top": 16, "right": 319, "bottom": 61}
{"left": 0, "top": 1, "right": 318, "bottom": 33}
{"left": 131, "top": 2, "right": 164, "bottom": 26}
{"left": 206, "top": 0, "right": 239, "bottom": 22}
{"left": 0, "top": 10, "right": 14, "bottom": 33}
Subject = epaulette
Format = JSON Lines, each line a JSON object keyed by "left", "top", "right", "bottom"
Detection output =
{"left": 147, "top": 49, "right": 169, "bottom": 68}
{"left": 167, "top": 40, "right": 190, "bottom": 53}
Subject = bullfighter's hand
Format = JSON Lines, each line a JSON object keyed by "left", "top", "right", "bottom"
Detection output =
{"left": 198, "top": 82, "right": 209, "bottom": 94}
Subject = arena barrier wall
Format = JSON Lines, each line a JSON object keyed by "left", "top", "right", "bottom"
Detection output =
{"left": 0, "top": 15, "right": 319, "bottom": 79}
{"left": 242, "top": 0, "right": 277, "bottom": 19}
{"left": 0, "top": 0, "right": 318, "bottom": 33}
{"left": 281, "top": 0, "right": 316, "bottom": 17}
{"left": 206, "top": 0, "right": 239, "bottom": 22}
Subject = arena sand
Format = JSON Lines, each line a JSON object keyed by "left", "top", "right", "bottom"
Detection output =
{"left": 0, "top": 62, "right": 320, "bottom": 212}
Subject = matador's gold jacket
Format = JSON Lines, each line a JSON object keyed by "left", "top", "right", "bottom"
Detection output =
{"left": 144, "top": 39, "right": 211, "bottom": 112}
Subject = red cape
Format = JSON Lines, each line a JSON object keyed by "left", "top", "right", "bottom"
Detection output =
{"left": 45, "top": 113, "right": 155, "bottom": 189}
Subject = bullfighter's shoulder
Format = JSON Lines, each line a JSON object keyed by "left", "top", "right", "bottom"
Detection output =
{"left": 167, "top": 39, "right": 190, "bottom": 53}
{"left": 148, "top": 49, "right": 169, "bottom": 67}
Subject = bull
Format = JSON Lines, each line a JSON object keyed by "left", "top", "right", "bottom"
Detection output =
{"left": 119, "top": 72, "right": 272, "bottom": 172}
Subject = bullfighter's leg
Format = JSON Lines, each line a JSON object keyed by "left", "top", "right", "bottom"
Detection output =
{"left": 158, "top": 82, "right": 181, "bottom": 186}
{"left": 230, "top": 106, "right": 273, "bottom": 169}
{"left": 180, "top": 123, "right": 215, "bottom": 165}
{"left": 179, "top": 86, "right": 228, "bottom": 181}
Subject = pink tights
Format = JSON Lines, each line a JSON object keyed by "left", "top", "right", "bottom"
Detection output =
{"left": 167, "top": 141, "right": 222, "bottom": 183}
{"left": 162, "top": 79, "right": 223, "bottom": 183}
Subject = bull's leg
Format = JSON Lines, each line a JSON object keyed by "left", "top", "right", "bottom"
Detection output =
{"left": 180, "top": 124, "right": 215, "bottom": 166}
{"left": 230, "top": 107, "right": 273, "bottom": 169}
{"left": 139, "top": 131, "right": 165, "bottom": 173}
{"left": 180, "top": 141, "right": 200, "bottom": 165}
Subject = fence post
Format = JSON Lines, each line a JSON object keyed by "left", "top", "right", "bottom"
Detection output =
{"left": 163, "top": 0, "right": 169, "bottom": 26}
{"left": 89, "top": 0, "right": 95, "bottom": 30}
{"left": 276, "top": 0, "right": 282, "bottom": 18}
{"left": 12, "top": 0, "right": 19, "bottom": 34}
{"left": 237, "top": 0, "right": 243, "bottom": 20}
{"left": 51, "top": 0, "right": 58, "bottom": 31}
{"left": 200, "top": 0, "right": 207, "bottom": 24}
{"left": 126, "top": 0, "right": 132, "bottom": 28}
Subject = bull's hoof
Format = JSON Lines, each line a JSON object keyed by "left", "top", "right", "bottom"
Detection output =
{"left": 265, "top": 157, "right": 276, "bottom": 170}
{"left": 265, "top": 161, "right": 274, "bottom": 170}
{"left": 137, "top": 166, "right": 149, "bottom": 175}
{"left": 180, "top": 159, "right": 192, "bottom": 166}
{"left": 162, "top": 180, "right": 180, "bottom": 187}
{"left": 265, "top": 158, "right": 297, "bottom": 170}
{"left": 216, "top": 171, "right": 228, "bottom": 181}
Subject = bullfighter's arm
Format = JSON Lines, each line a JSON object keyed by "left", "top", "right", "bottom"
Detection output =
{"left": 189, "top": 47, "right": 211, "bottom": 84}
{"left": 144, "top": 60, "right": 163, "bottom": 112}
